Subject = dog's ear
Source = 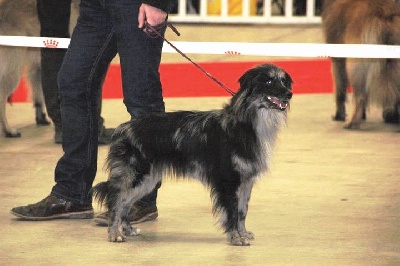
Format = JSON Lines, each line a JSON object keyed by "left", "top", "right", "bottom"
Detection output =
{"left": 284, "top": 72, "right": 294, "bottom": 88}
{"left": 238, "top": 68, "right": 259, "bottom": 91}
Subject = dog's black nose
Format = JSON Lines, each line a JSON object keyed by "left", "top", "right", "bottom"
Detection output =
{"left": 285, "top": 91, "right": 293, "bottom": 99}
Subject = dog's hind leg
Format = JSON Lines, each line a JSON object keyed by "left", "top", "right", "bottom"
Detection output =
{"left": 331, "top": 58, "right": 348, "bottom": 121}
{"left": 104, "top": 139, "right": 162, "bottom": 242}
{"left": 107, "top": 192, "right": 141, "bottom": 242}
{"left": 345, "top": 94, "right": 368, "bottom": 129}
{"left": 26, "top": 49, "right": 50, "bottom": 126}
{"left": 344, "top": 59, "right": 368, "bottom": 129}
{"left": 107, "top": 173, "right": 161, "bottom": 242}
{"left": 0, "top": 47, "right": 25, "bottom": 137}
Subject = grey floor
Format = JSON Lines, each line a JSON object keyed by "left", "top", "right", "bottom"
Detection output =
{"left": 1, "top": 24, "right": 400, "bottom": 265}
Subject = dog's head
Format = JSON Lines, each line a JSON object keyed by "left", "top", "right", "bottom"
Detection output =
{"left": 239, "top": 64, "right": 293, "bottom": 111}
{"left": 228, "top": 64, "right": 293, "bottom": 122}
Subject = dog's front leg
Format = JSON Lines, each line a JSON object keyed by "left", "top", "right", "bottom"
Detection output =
{"left": 227, "top": 180, "right": 255, "bottom": 246}
{"left": 227, "top": 231, "right": 254, "bottom": 246}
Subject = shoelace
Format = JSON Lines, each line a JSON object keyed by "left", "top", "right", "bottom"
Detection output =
{"left": 144, "top": 21, "right": 236, "bottom": 96}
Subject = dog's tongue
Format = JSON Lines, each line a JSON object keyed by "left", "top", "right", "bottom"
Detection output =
{"left": 267, "top": 96, "right": 288, "bottom": 110}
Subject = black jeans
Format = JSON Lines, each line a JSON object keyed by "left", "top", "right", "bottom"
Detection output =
{"left": 51, "top": 0, "right": 165, "bottom": 205}
{"left": 37, "top": 0, "right": 71, "bottom": 129}
{"left": 37, "top": 0, "right": 106, "bottom": 131}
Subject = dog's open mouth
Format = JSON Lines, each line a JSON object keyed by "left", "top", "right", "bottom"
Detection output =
{"left": 267, "top": 96, "right": 289, "bottom": 110}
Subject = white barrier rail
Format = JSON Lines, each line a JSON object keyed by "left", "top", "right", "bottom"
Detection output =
{"left": 1, "top": 36, "right": 400, "bottom": 59}
{"left": 169, "top": 0, "right": 322, "bottom": 24}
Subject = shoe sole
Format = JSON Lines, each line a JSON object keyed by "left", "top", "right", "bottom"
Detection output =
{"left": 10, "top": 209, "right": 94, "bottom": 221}
{"left": 94, "top": 212, "right": 158, "bottom": 226}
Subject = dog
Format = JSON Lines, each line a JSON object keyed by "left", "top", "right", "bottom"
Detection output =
{"left": 0, "top": 0, "right": 78, "bottom": 137}
{"left": 322, "top": 0, "right": 400, "bottom": 129}
{"left": 92, "top": 64, "right": 293, "bottom": 246}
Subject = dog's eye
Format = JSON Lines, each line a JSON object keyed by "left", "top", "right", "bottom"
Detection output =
{"left": 265, "top": 78, "right": 273, "bottom": 85}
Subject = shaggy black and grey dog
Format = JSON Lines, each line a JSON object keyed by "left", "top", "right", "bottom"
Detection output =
{"left": 92, "top": 64, "right": 293, "bottom": 246}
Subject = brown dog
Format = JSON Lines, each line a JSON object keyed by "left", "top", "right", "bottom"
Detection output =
{"left": 322, "top": 0, "right": 400, "bottom": 129}
{"left": 0, "top": 0, "right": 78, "bottom": 137}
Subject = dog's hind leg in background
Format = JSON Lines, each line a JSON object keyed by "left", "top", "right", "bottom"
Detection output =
{"left": 322, "top": 0, "right": 400, "bottom": 129}
{"left": 25, "top": 48, "right": 50, "bottom": 127}
{"left": 330, "top": 57, "right": 349, "bottom": 121}
{"left": 0, "top": 46, "right": 49, "bottom": 137}
{"left": 0, "top": 0, "right": 50, "bottom": 137}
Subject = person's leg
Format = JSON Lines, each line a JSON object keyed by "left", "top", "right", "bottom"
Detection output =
{"left": 10, "top": 0, "right": 118, "bottom": 220}
{"left": 52, "top": 0, "right": 117, "bottom": 204}
{"left": 95, "top": 57, "right": 115, "bottom": 145}
{"left": 111, "top": 0, "right": 166, "bottom": 207}
{"left": 37, "top": 0, "right": 113, "bottom": 144}
{"left": 93, "top": 0, "right": 166, "bottom": 226}
{"left": 37, "top": 0, "right": 71, "bottom": 141}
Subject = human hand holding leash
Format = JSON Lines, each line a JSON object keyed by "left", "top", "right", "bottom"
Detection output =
{"left": 138, "top": 4, "right": 167, "bottom": 31}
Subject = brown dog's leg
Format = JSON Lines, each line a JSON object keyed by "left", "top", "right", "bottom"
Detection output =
{"left": 331, "top": 58, "right": 348, "bottom": 121}
{"left": 25, "top": 53, "right": 50, "bottom": 126}
{"left": 345, "top": 92, "right": 367, "bottom": 129}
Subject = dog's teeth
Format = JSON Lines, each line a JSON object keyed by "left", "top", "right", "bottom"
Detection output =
{"left": 267, "top": 96, "right": 272, "bottom": 100}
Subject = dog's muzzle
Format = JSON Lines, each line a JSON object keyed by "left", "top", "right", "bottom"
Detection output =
{"left": 266, "top": 96, "right": 290, "bottom": 111}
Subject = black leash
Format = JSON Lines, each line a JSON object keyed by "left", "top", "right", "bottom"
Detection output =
{"left": 144, "top": 21, "right": 236, "bottom": 96}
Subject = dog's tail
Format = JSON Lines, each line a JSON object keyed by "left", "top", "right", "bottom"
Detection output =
{"left": 362, "top": 8, "right": 400, "bottom": 108}
{"left": 91, "top": 181, "right": 110, "bottom": 207}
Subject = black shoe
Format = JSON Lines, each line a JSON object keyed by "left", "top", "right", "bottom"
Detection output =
{"left": 94, "top": 204, "right": 158, "bottom": 226}
{"left": 10, "top": 195, "right": 94, "bottom": 221}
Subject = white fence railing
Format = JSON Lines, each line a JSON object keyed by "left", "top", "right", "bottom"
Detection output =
{"left": 169, "top": 0, "right": 322, "bottom": 24}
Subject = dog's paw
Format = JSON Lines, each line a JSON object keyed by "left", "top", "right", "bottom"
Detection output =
{"left": 227, "top": 231, "right": 254, "bottom": 246}
{"left": 108, "top": 224, "right": 141, "bottom": 242}
{"left": 108, "top": 226, "right": 126, "bottom": 242}
{"left": 108, "top": 233, "right": 126, "bottom": 242}
{"left": 332, "top": 113, "right": 346, "bottom": 121}
{"left": 124, "top": 225, "right": 141, "bottom": 236}
{"left": 35, "top": 113, "right": 51, "bottom": 126}
{"left": 3, "top": 129, "right": 21, "bottom": 138}
{"left": 244, "top": 231, "right": 255, "bottom": 240}
{"left": 344, "top": 122, "right": 361, "bottom": 130}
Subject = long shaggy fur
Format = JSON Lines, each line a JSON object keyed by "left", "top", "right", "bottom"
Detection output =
{"left": 322, "top": 0, "right": 400, "bottom": 129}
{"left": 0, "top": 0, "right": 78, "bottom": 137}
{"left": 92, "top": 64, "right": 293, "bottom": 246}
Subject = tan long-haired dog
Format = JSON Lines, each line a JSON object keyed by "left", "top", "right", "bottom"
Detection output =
{"left": 0, "top": 0, "right": 78, "bottom": 137}
{"left": 322, "top": 0, "right": 400, "bottom": 129}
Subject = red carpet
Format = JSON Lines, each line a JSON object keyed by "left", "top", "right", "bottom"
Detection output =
{"left": 12, "top": 59, "right": 333, "bottom": 102}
